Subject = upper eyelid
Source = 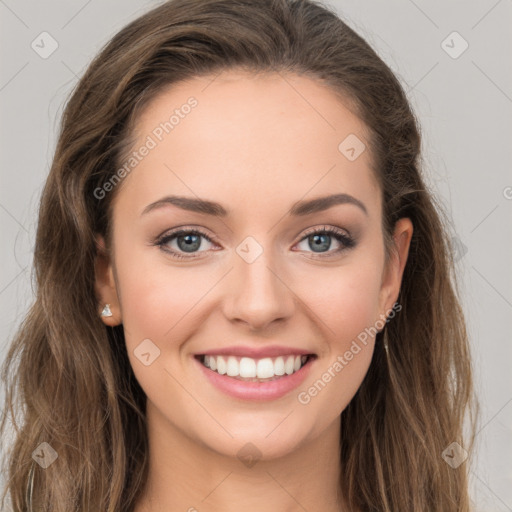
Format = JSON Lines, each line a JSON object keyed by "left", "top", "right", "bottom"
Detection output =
{"left": 157, "top": 225, "right": 349, "bottom": 241}
{"left": 301, "top": 224, "right": 351, "bottom": 238}
{"left": 157, "top": 227, "right": 218, "bottom": 243}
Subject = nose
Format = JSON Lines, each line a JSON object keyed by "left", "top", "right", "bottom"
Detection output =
{"left": 222, "top": 246, "right": 295, "bottom": 331}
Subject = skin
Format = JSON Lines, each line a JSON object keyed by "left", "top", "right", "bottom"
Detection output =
{"left": 95, "top": 71, "right": 413, "bottom": 512}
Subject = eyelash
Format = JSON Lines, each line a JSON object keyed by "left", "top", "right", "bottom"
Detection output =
{"left": 155, "top": 225, "right": 355, "bottom": 260}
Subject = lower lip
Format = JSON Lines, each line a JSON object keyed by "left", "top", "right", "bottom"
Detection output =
{"left": 194, "top": 356, "right": 315, "bottom": 401}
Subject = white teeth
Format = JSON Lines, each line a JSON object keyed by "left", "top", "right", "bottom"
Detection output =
{"left": 217, "top": 356, "right": 227, "bottom": 375}
{"left": 256, "top": 358, "right": 274, "bottom": 379}
{"left": 201, "top": 354, "right": 311, "bottom": 379}
{"left": 284, "top": 356, "right": 295, "bottom": 375}
{"left": 226, "top": 356, "right": 239, "bottom": 377}
{"left": 239, "top": 357, "right": 256, "bottom": 378}
{"left": 274, "top": 356, "right": 285, "bottom": 376}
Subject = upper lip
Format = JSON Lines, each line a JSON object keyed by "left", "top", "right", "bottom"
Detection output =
{"left": 195, "top": 345, "right": 315, "bottom": 359}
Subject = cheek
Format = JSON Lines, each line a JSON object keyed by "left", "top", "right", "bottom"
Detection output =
{"left": 291, "top": 258, "right": 384, "bottom": 417}
{"left": 295, "top": 261, "right": 384, "bottom": 347}
{"left": 114, "top": 252, "right": 211, "bottom": 402}
{"left": 114, "top": 244, "right": 211, "bottom": 343}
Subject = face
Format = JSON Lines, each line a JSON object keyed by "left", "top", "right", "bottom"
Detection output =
{"left": 95, "top": 71, "right": 412, "bottom": 460}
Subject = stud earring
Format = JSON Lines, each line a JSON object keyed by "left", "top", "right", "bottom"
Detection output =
{"left": 101, "top": 304, "right": 113, "bottom": 317}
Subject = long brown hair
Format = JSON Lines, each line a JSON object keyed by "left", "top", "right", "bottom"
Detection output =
{"left": 1, "top": 0, "right": 478, "bottom": 510}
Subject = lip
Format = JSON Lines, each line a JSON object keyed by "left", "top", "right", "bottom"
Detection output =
{"left": 194, "top": 353, "right": 316, "bottom": 401}
{"left": 196, "top": 345, "right": 315, "bottom": 358}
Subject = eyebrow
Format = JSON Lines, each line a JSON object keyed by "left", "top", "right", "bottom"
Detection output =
{"left": 141, "top": 193, "right": 367, "bottom": 217}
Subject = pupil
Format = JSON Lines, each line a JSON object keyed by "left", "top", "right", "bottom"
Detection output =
{"left": 310, "top": 234, "right": 330, "bottom": 252}
{"left": 178, "top": 234, "right": 201, "bottom": 252}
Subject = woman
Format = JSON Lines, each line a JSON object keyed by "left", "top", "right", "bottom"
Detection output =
{"left": 0, "top": 0, "right": 478, "bottom": 510}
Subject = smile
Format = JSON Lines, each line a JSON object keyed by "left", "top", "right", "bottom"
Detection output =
{"left": 194, "top": 352, "right": 317, "bottom": 401}
{"left": 198, "top": 354, "right": 313, "bottom": 381}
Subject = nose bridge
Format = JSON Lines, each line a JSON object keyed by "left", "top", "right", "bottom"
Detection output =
{"left": 223, "top": 235, "right": 295, "bottom": 329}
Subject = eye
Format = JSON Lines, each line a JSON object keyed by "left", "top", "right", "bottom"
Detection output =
{"left": 155, "top": 225, "right": 356, "bottom": 261}
{"left": 155, "top": 227, "right": 217, "bottom": 260}
{"left": 294, "top": 225, "right": 355, "bottom": 257}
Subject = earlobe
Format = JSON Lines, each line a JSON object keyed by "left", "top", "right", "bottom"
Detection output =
{"left": 379, "top": 218, "right": 413, "bottom": 316}
{"left": 94, "top": 235, "right": 122, "bottom": 326}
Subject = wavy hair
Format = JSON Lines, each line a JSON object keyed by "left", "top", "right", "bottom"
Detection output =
{"left": 1, "top": 0, "right": 478, "bottom": 510}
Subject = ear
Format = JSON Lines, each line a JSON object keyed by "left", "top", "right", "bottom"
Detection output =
{"left": 94, "top": 235, "right": 122, "bottom": 326}
{"left": 378, "top": 217, "right": 413, "bottom": 317}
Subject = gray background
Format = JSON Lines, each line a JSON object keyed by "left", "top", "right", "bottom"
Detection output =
{"left": 1, "top": 0, "right": 511, "bottom": 510}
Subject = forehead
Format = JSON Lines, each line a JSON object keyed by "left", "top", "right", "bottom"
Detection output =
{"left": 113, "top": 70, "right": 380, "bottom": 220}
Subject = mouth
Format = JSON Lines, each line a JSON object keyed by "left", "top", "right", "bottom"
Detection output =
{"left": 194, "top": 353, "right": 317, "bottom": 382}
